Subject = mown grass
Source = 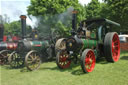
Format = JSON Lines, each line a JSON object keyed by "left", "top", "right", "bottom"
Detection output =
{"left": 0, "top": 51, "right": 128, "bottom": 85}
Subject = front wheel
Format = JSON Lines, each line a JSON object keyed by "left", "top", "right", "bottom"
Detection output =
{"left": 25, "top": 50, "right": 41, "bottom": 71}
{"left": 81, "top": 49, "right": 96, "bottom": 73}
{"left": 56, "top": 50, "right": 71, "bottom": 69}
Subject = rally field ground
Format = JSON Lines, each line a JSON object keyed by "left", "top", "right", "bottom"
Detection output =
{"left": 0, "top": 51, "right": 128, "bottom": 85}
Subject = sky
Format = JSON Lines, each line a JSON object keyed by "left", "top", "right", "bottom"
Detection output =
{"left": 0, "top": 0, "right": 103, "bottom": 26}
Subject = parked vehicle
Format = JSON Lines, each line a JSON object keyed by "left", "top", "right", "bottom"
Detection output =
{"left": 55, "top": 11, "right": 120, "bottom": 73}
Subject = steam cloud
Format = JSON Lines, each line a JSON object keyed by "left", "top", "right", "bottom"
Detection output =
{"left": 28, "top": 7, "right": 74, "bottom": 37}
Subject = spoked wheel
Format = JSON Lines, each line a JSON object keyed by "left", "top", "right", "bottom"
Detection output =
{"left": 0, "top": 50, "right": 11, "bottom": 65}
{"left": 8, "top": 51, "right": 24, "bottom": 68}
{"left": 56, "top": 50, "right": 71, "bottom": 69}
{"left": 104, "top": 32, "right": 120, "bottom": 62}
{"left": 81, "top": 49, "right": 96, "bottom": 73}
{"left": 25, "top": 50, "right": 41, "bottom": 71}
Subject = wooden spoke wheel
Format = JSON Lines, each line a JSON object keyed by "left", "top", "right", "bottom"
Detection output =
{"left": 25, "top": 50, "right": 41, "bottom": 71}
{"left": 104, "top": 32, "right": 120, "bottom": 62}
{"left": 8, "top": 51, "right": 24, "bottom": 68}
{"left": 81, "top": 49, "right": 96, "bottom": 73}
{"left": 0, "top": 50, "right": 11, "bottom": 65}
{"left": 56, "top": 50, "right": 71, "bottom": 69}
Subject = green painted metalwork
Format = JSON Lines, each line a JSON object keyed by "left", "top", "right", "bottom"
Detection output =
{"left": 90, "top": 32, "right": 96, "bottom": 38}
{"left": 30, "top": 41, "right": 49, "bottom": 51}
{"left": 98, "top": 26, "right": 103, "bottom": 43}
{"left": 81, "top": 39, "right": 97, "bottom": 49}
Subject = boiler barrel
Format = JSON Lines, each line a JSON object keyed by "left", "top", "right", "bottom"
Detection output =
{"left": 17, "top": 40, "right": 49, "bottom": 52}
{"left": 66, "top": 37, "right": 97, "bottom": 51}
{"left": 81, "top": 39, "right": 97, "bottom": 49}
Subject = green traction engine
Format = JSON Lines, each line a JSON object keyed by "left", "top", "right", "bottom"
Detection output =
{"left": 8, "top": 15, "right": 56, "bottom": 71}
{"left": 55, "top": 11, "right": 120, "bottom": 73}
{"left": 8, "top": 40, "right": 53, "bottom": 71}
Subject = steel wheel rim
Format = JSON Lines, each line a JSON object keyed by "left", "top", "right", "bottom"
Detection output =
{"left": 112, "top": 34, "right": 120, "bottom": 62}
{"left": 58, "top": 51, "right": 71, "bottom": 69}
{"left": 26, "top": 52, "right": 41, "bottom": 70}
{"left": 85, "top": 50, "right": 95, "bottom": 72}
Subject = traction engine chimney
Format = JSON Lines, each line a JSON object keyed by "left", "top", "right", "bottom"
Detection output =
{"left": 20, "top": 15, "right": 27, "bottom": 39}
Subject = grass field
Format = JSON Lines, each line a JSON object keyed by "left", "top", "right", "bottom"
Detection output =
{"left": 0, "top": 51, "right": 128, "bottom": 85}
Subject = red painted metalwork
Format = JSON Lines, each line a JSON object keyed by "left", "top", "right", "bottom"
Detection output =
{"left": 85, "top": 50, "right": 96, "bottom": 72}
{"left": 34, "top": 44, "right": 41, "bottom": 47}
{"left": 58, "top": 51, "right": 71, "bottom": 69}
{"left": 112, "top": 34, "right": 120, "bottom": 62}
{"left": 12, "top": 36, "right": 19, "bottom": 41}
{"left": 7, "top": 43, "right": 17, "bottom": 50}
{"left": 3, "top": 36, "right": 7, "bottom": 42}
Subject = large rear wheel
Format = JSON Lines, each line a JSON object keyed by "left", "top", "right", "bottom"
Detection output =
{"left": 104, "top": 32, "right": 120, "bottom": 62}
{"left": 56, "top": 50, "right": 71, "bottom": 69}
{"left": 81, "top": 49, "right": 96, "bottom": 73}
{"left": 25, "top": 50, "right": 41, "bottom": 71}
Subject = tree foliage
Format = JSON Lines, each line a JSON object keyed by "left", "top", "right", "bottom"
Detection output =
{"left": 27, "top": 0, "right": 86, "bottom": 37}
{"left": 85, "top": 0, "right": 101, "bottom": 19}
{"left": 0, "top": 14, "right": 10, "bottom": 24}
{"left": 3, "top": 20, "right": 31, "bottom": 36}
{"left": 27, "top": 0, "right": 78, "bottom": 15}
{"left": 103, "top": 0, "right": 128, "bottom": 31}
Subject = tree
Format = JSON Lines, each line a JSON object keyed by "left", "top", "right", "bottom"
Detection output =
{"left": 4, "top": 20, "right": 31, "bottom": 37}
{"left": 4, "top": 21, "right": 21, "bottom": 35}
{"left": 85, "top": 0, "right": 102, "bottom": 19}
{"left": 27, "top": 0, "right": 86, "bottom": 37}
{"left": 103, "top": 0, "right": 128, "bottom": 32}
{"left": 27, "top": 0, "right": 79, "bottom": 15}
{"left": 0, "top": 14, "right": 10, "bottom": 24}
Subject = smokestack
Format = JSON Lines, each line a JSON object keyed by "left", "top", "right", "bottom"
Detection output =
{"left": 72, "top": 11, "right": 77, "bottom": 31}
{"left": 20, "top": 15, "right": 27, "bottom": 39}
{"left": 0, "top": 24, "right": 4, "bottom": 42}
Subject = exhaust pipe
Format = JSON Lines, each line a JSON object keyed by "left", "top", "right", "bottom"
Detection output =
{"left": 0, "top": 24, "right": 4, "bottom": 42}
{"left": 20, "top": 15, "right": 27, "bottom": 39}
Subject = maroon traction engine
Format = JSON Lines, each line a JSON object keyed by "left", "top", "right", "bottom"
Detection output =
{"left": 0, "top": 24, "right": 18, "bottom": 65}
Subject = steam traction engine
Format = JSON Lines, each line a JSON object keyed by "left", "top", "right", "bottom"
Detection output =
{"left": 8, "top": 15, "right": 56, "bottom": 71}
{"left": 0, "top": 24, "right": 18, "bottom": 65}
{"left": 55, "top": 11, "right": 120, "bottom": 73}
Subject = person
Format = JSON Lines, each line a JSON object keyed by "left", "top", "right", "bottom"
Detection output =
{"left": 77, "top": 22, "right": 90, "bottom": 38}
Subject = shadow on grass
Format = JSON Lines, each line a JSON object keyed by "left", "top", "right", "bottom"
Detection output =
{"left": 0, "top": 64, "right": 25, "bottom": 71}
{"left": 71, "top": 69, "right": 85, "bottom": 75}
{"left": 38, "top": 57, "right": 113, "bottom": 75}
{"left": 120, "top": 56, "right": 128, "bottom": 60}
{"left": 39, "top": 62, "right": 88, "bottom": 75}
{"left": 96, "top": 57, "right": 109, "bottom": 64}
